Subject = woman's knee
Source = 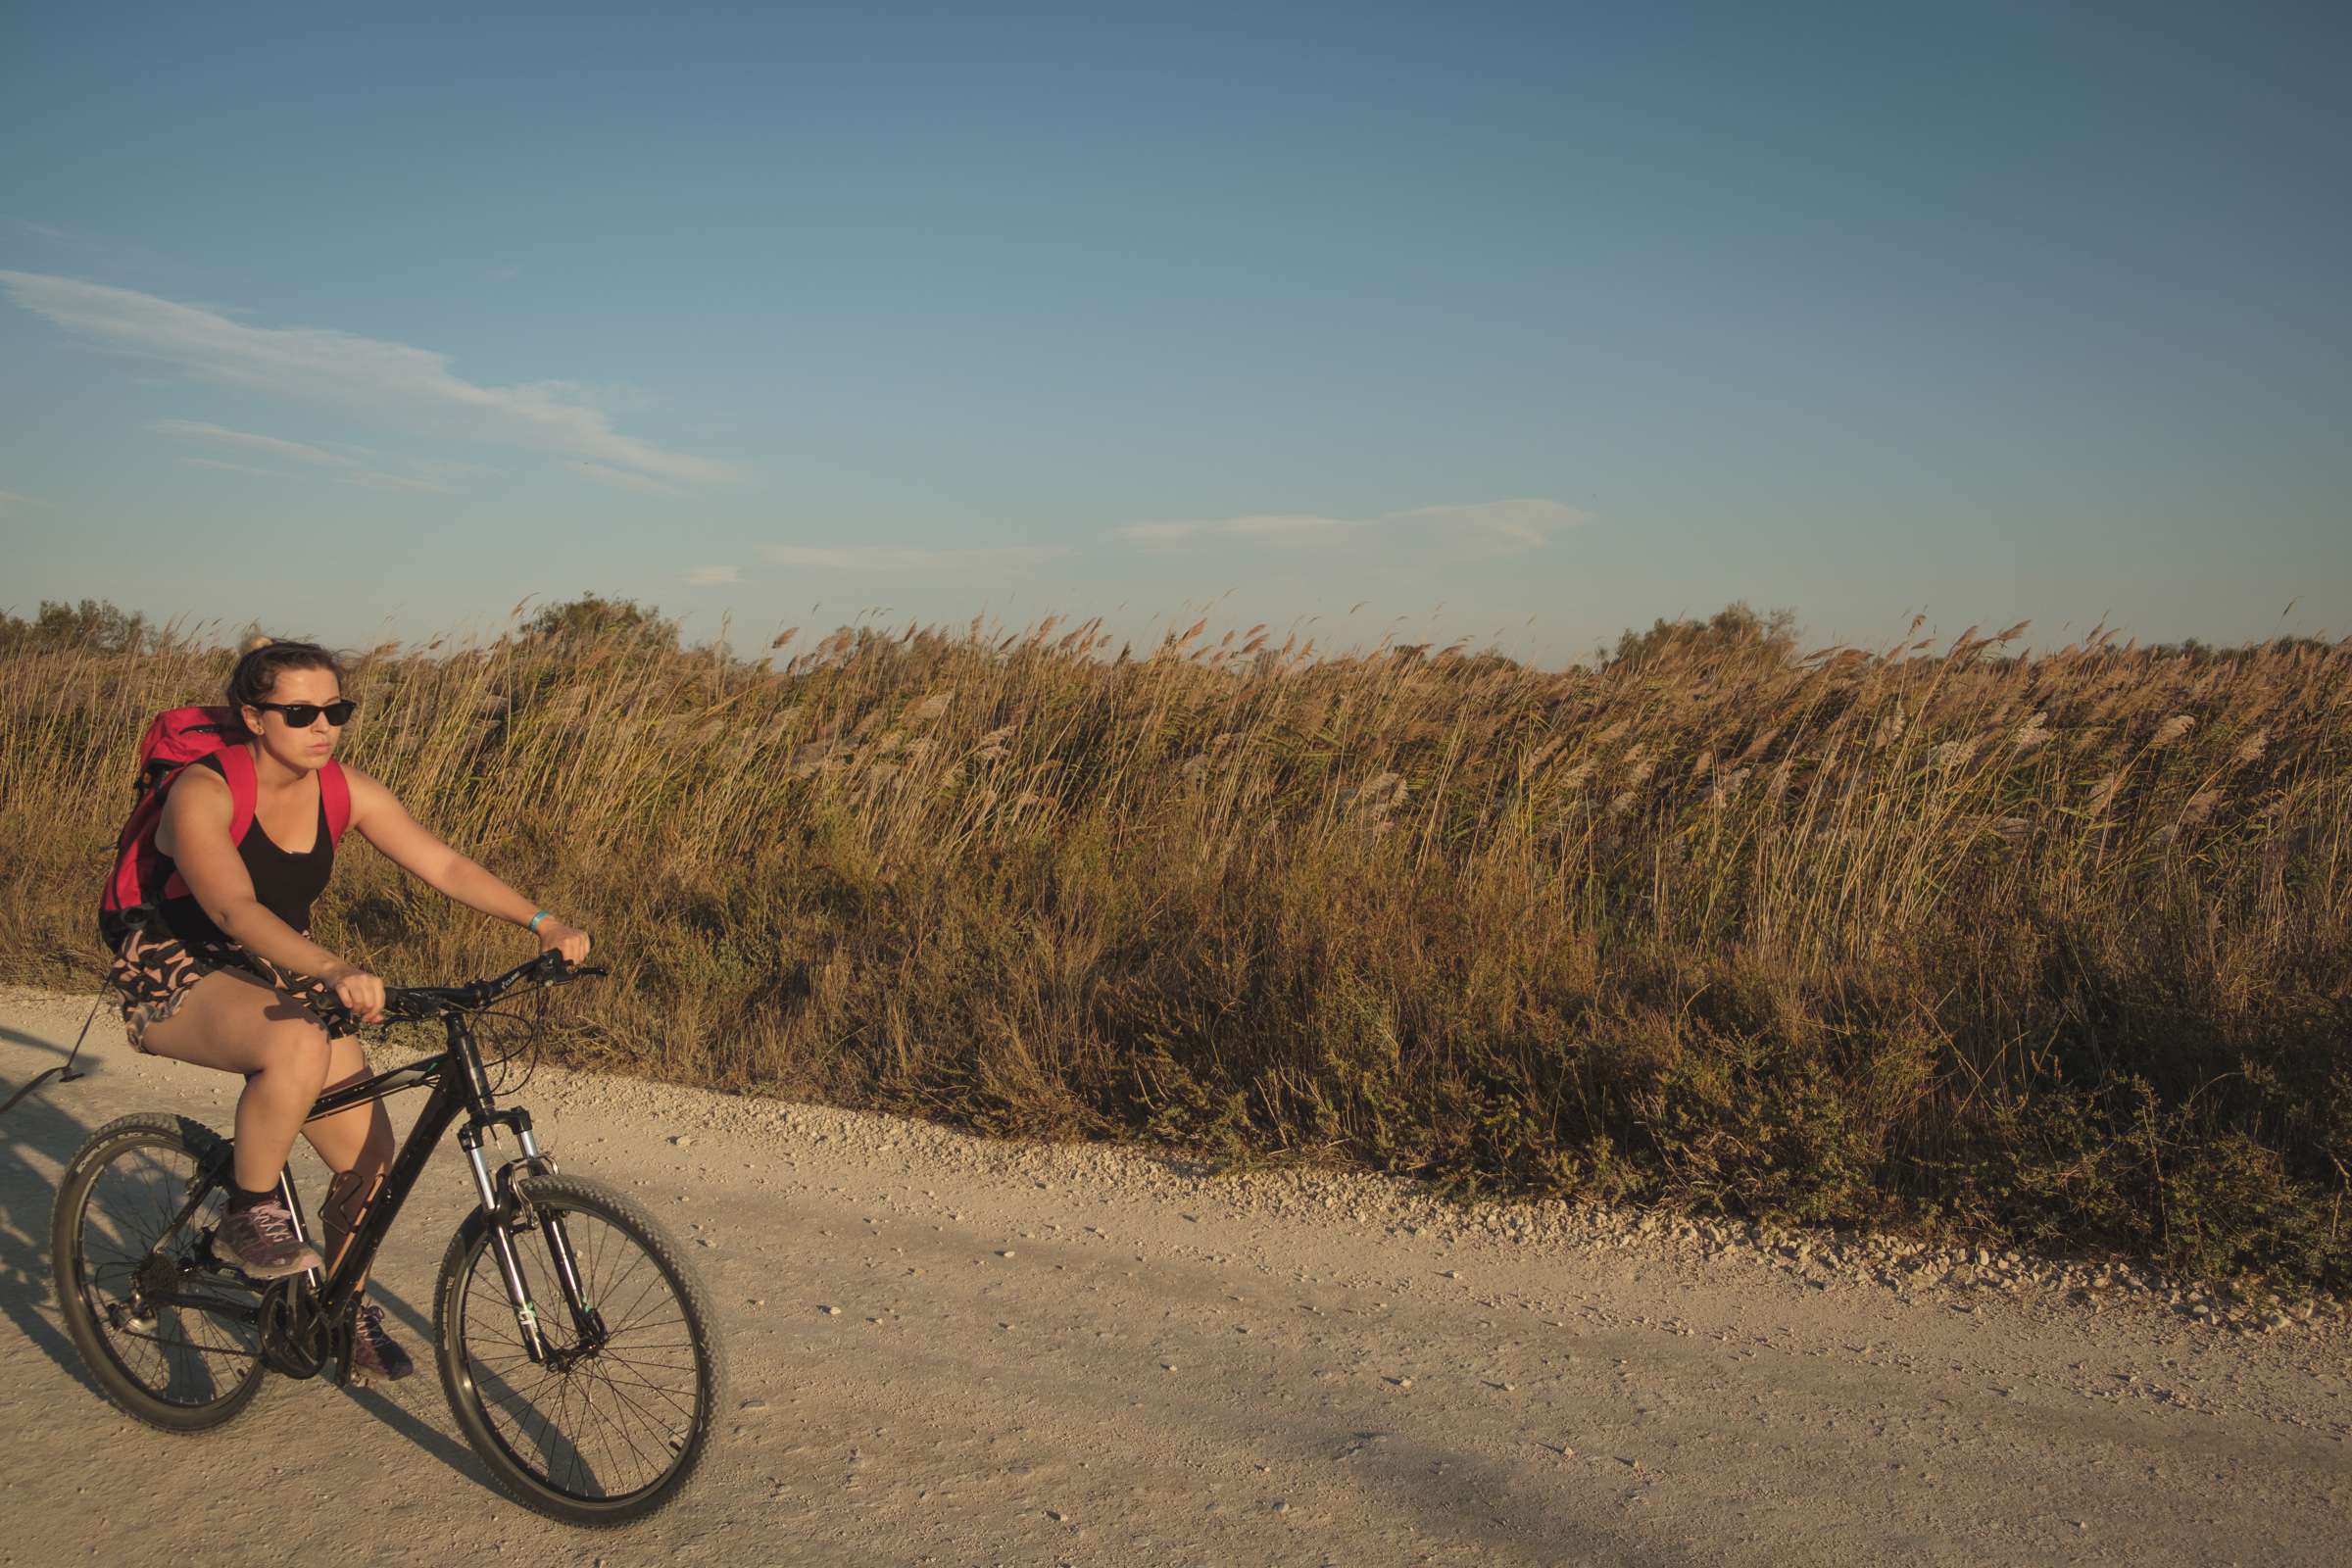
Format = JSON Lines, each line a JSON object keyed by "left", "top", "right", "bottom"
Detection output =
{"left": 256, "top": 1015, "right": 334, "bottom": 1085}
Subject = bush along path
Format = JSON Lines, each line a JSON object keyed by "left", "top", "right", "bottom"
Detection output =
{"left": 4, "top": 601, "right": 2347, "bottom": 1297}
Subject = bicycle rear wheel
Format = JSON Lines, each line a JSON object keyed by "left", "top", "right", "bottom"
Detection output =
{"left": 50, "top": 1113, "right": 270, "bottom": 1431}
{"left": 434, "top": 1172, "right": 724, "bottom": 1527}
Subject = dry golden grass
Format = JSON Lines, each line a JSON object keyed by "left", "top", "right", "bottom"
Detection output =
{"left": 4, "top": 602, "right": 2347, "bottom": 1290}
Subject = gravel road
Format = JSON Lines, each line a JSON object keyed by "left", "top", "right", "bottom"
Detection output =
{"left": 2, "top": 985, "right": 2346, "bottom": 1566}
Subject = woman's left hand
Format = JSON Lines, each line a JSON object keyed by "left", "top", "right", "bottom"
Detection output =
{"left": 537, "top": 917, "right": 592, "bottom": 965}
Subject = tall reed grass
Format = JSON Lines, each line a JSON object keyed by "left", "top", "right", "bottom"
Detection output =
{"left": 4, "top": 603, "right": 2346, "bottom": 1290}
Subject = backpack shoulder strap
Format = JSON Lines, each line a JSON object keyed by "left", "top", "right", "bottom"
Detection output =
{"left": 319, "top": 761, "right": 352, "bottom": 844}
{"left": 215, "top": 745, "right": 259, "bottom": 846}
{"left": 147, "top": 753, "right": 250, "bottom": 906}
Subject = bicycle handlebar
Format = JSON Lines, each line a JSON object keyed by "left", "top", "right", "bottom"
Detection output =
{"left": 378, "top": 950, "right": 606, "bottom": 1022}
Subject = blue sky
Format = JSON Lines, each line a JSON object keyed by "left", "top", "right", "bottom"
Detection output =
{"left": 3, "top": 2, "right": 2346, "bottom": 662}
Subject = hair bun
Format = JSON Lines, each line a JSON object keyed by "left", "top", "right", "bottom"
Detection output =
{"left": 244, "top": 635, "right": 275, "bottom": 653}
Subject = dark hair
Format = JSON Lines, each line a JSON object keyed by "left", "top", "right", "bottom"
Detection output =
{"left": 225, "top": 636, "right": 346, "bottom": 717}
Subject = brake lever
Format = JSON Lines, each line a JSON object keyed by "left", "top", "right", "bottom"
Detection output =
{"left": 533, "top": 954, "right": 608, "bottom": 983}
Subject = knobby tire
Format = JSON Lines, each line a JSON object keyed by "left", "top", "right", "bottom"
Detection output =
{"left": 433, "top": 1171, "right": 724, "bottom": 1528}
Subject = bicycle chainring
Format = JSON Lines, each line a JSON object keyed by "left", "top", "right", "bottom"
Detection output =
{"left": 257, "top": 1277, "right": 331, "bottom": 1379}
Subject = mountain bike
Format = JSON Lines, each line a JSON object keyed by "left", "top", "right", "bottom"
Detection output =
{"left": 48, "top": 951, "right": 724, "bottom": 1528}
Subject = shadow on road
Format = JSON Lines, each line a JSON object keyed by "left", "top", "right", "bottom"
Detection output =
{"left": 0, "top": 1024, "right": 107, "bottom": 1398}
{"left": 0, "top": 1015, "right": 502, "bottom": 1502}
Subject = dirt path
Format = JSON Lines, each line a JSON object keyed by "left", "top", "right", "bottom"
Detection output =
{"left": 2, "top": 985, "right": 2345, "bottom": 1566}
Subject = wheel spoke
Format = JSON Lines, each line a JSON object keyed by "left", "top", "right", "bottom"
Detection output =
{"left": 578, "top": 1362, "right": 691, "bottom": 1467}
{"left": 590, "top": 1250, "right": 657, "bottom": 1325}
{"left": 583, "top": 1364, "right": 698, "bottom": 1421}
{"left": 575, "top": 1363, "right": 662, "bottom": 1488}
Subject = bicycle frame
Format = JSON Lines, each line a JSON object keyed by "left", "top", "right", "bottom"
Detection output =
{"left": 150, "top": 1001, "right": 597, "bottom": 1368}
{"left": 318, "top": 1005, "right": 578, "bottom": 1352}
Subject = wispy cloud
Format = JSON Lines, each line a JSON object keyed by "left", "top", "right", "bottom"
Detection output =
{"left": 0, "top": 488, "right": 47, "bottom": 515}
{"left": 342, "top": 468, "right": 450, "bottom": 494}
{"left": 179, "top": 457, "right": 290, "bottom": 479}
{"left": 160, "top": 421, "right": 450, "bottom": 492}
{"left": 1387, "top": 499, "right": 1592, "bottom": 551}
{"left": 763, "top": 543, "right": 1063, "bottom": 572}
{"left": 156, "top": 418, "right": 356, "bottom": 468}
{"left": 1, "top": 270, "right": 745, "bottom": 490}
{"left": 1120, "top": 514, "right": 1353, "bottom": 546}
{"left": 403, "top": 456, "right": 498, "bottom": 481}
{"left": 685, "top": 564, "right": 743, "bottom": 586}
{"left": 567, "top": 461, "right": 685, "bottom": 498}
{"left": 1119, "top": 498, "right": 1590, "bottom": 558}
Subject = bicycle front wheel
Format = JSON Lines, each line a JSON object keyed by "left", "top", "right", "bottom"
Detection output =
{"left": 433, "top": 1172, "right": 725, "bottom": 1527}
{"left": 50, "top": 1112, "right": 270, "bottom": 1432}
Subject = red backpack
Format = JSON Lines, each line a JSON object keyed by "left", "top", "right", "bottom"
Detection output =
{"left": 98, "top": 706, "right": 352, "bottom": 950}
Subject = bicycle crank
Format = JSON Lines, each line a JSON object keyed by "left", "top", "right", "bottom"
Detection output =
{"left": 258, "top": 1277, "right": 332, "bottom": 1378}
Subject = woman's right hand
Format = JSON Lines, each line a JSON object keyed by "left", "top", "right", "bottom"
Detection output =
{"left": 326, "top": 965, "right": 387, "bottom": 1025}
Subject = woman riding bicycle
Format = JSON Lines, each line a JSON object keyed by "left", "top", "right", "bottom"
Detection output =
{"left": 102, "top": 635, "right": 590, "bottom": 1384}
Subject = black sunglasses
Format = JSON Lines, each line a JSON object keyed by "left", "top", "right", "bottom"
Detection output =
{"left": 249, "top": 699, "right": 359, "bottom": 727}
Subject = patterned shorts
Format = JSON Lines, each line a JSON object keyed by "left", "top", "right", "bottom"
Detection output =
{"left": 106, "top": 924, "right": 361, "bottom": 1054}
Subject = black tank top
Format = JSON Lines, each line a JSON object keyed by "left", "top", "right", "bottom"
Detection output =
{"left": 158, "top": 753, "right": 336, "bottom": 946}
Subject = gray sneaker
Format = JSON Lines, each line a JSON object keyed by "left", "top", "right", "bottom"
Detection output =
{"left": 350, "top": 1301, "right": 415, "bottom": 1385}
{"left": 214, "top": 1195, "right": 323, "bottom": 1279}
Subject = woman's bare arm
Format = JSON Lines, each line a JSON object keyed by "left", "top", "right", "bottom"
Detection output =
{"left": 344, "top": 766, "right": 590, "bottom": 959}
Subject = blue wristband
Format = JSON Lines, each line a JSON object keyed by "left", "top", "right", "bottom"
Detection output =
{"left": 528, "top": 909, "right": 553, "bottom": 934}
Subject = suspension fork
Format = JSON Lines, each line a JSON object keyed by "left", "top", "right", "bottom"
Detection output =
{"left": 441, "top": 1011, "right": 545, "bottom": 1361}
{"left": 459, "top": 1137, "right": 608, "bottom": 1369}
{"left": 460, "top": 1122, "right": 550, "bottom": 1361}
{"left": 449, "top": 1012, "right": 605, "bottom": 1360}
{"left": 514, "top": 1121, "right": 608, "bottom": 1347}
